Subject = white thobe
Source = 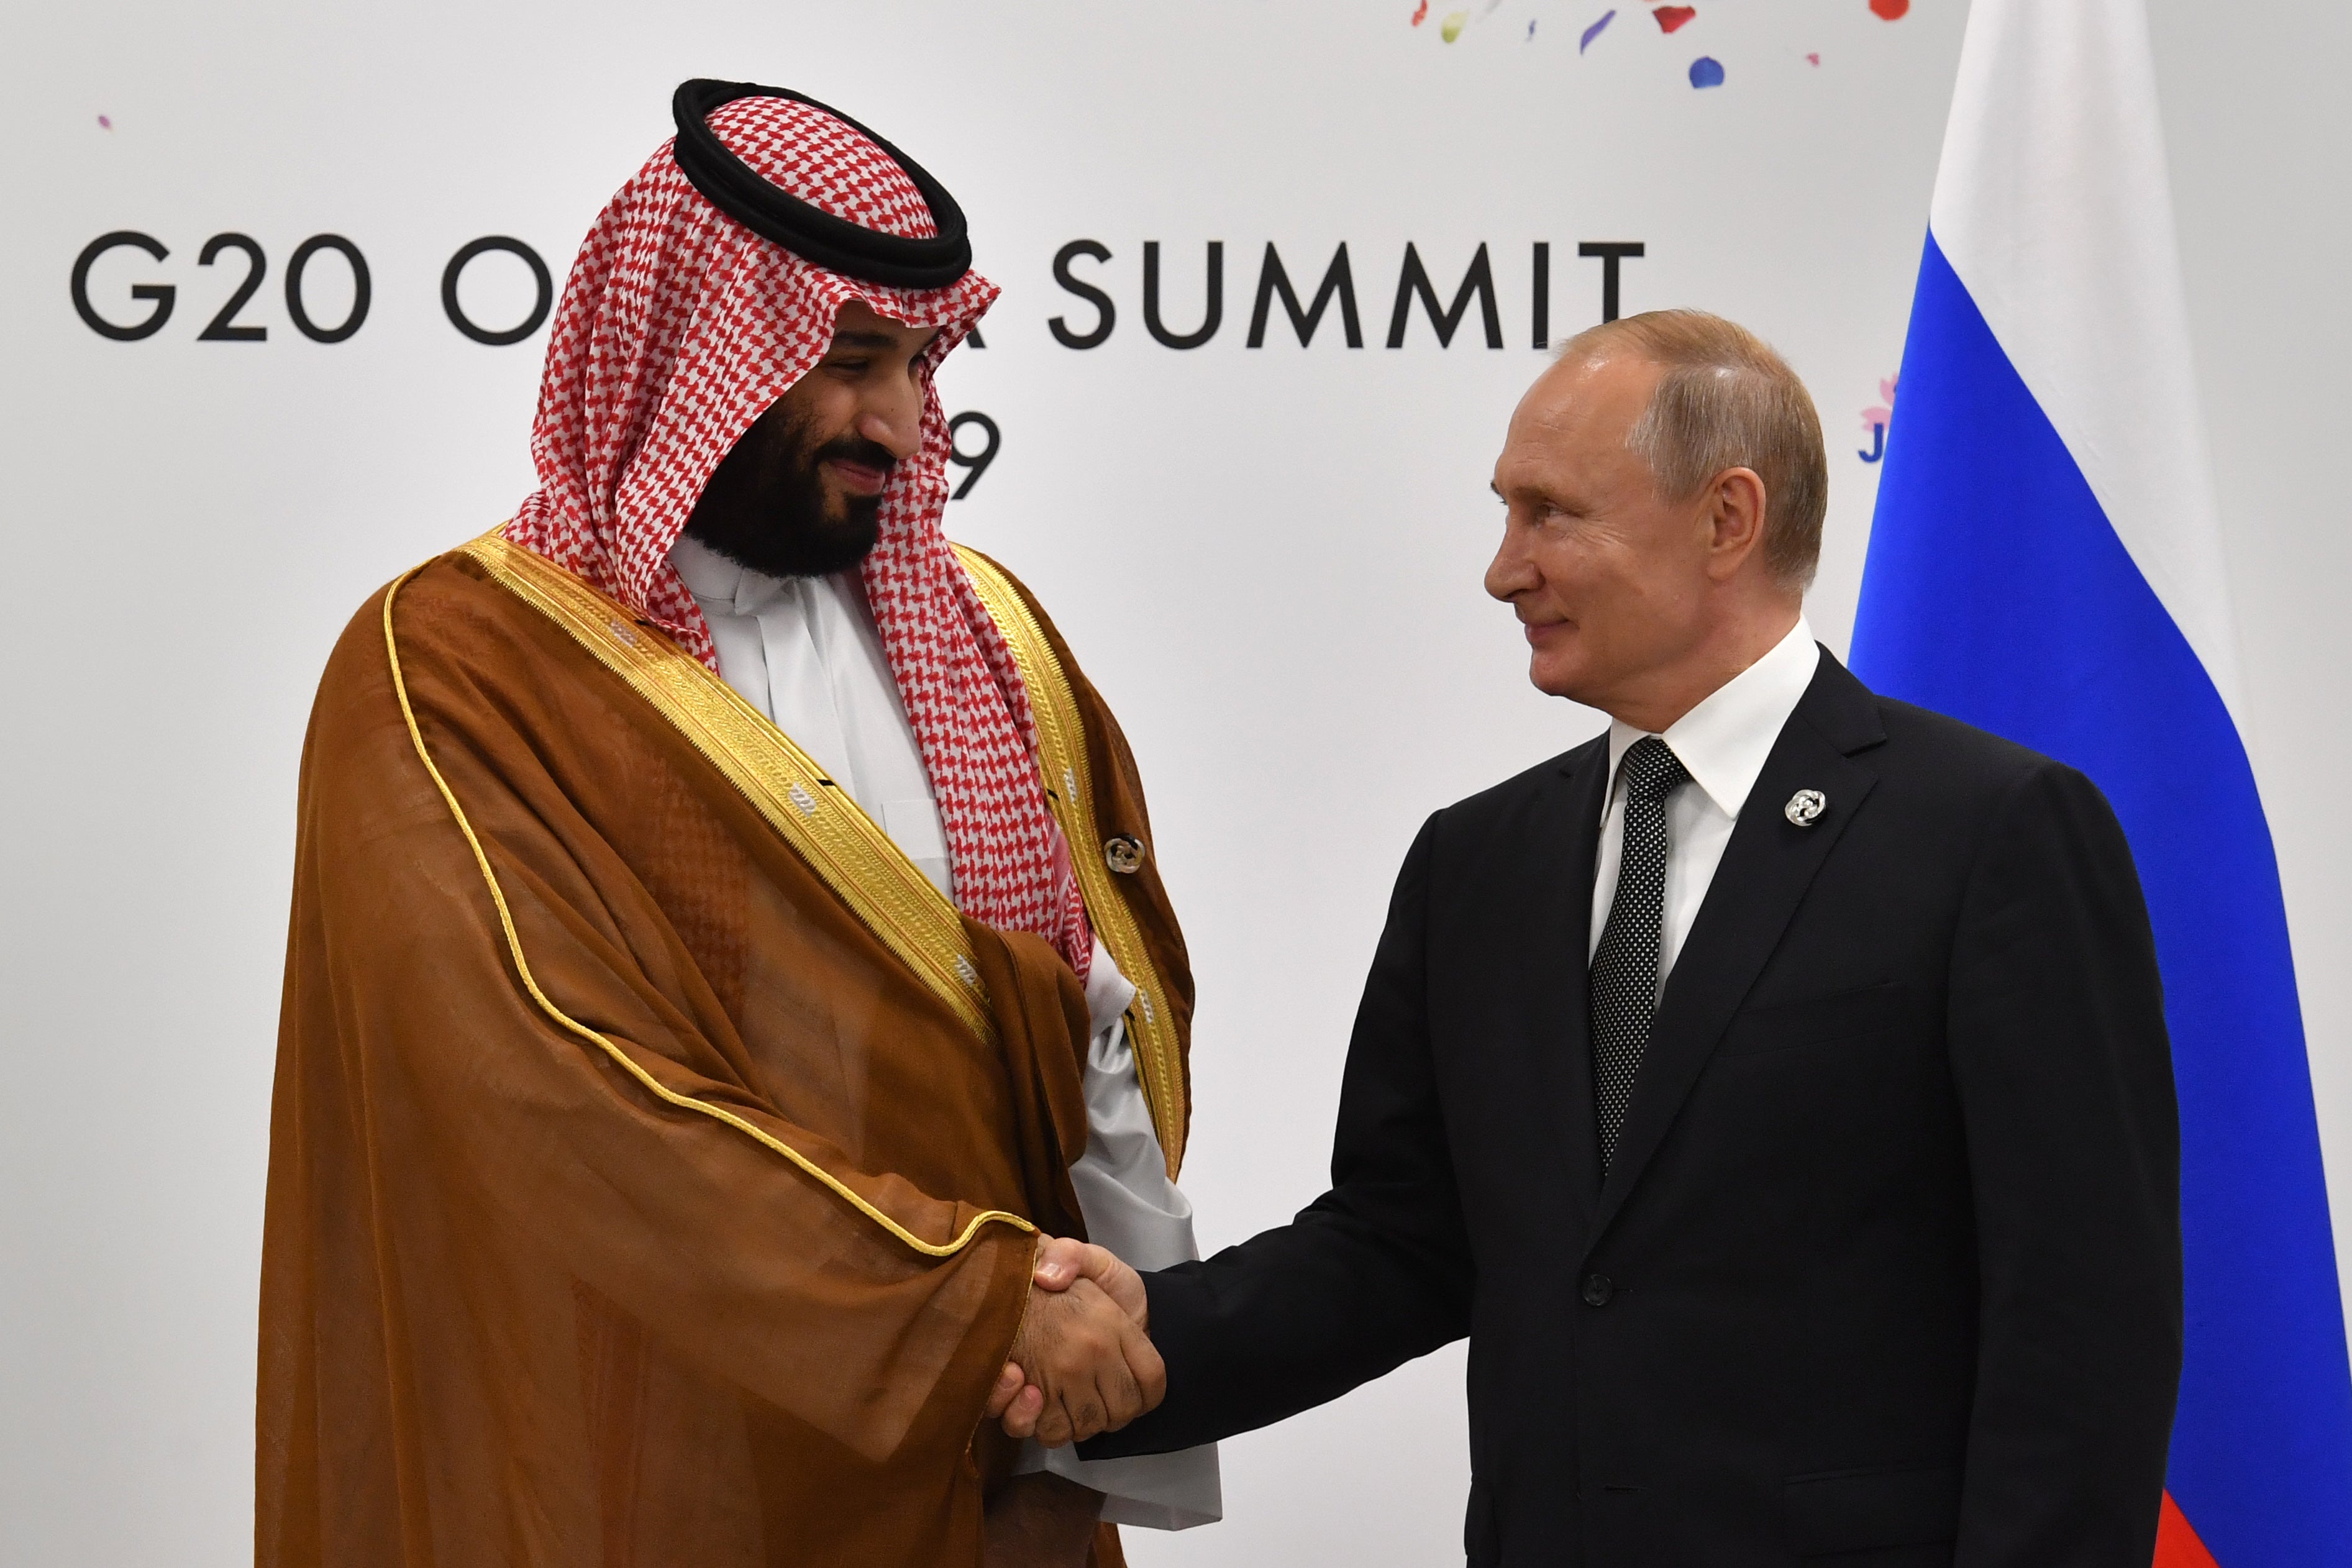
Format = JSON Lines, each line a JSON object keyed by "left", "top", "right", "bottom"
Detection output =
{"left": 669, "top": 535, "right": 1221, "bottom": 1529}
{"left": 1589, "top": 615, "right": 1824, "bottom": 989}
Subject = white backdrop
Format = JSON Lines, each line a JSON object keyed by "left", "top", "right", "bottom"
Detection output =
{"left": 4, "top": 2, "right": 2348, "bottom": 1563}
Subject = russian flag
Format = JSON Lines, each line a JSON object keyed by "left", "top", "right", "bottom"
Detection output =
{"left": 1851, "top": 2, "right": 2352, "bottom": 1562}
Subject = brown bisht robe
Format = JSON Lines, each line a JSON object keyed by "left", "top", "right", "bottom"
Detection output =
{"left": 259, "top": 534, "right": 1195, "bottom": 1567}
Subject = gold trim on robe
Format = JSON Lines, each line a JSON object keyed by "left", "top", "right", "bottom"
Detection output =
{"left": 384, "top": 537, "right": 1033, "bottom": 1259}
{"left": 458, "top": 531, "right": 995, "bottom": 1043}
{"left": 954, "top": 544, "right": 1191, "bottom": 1180}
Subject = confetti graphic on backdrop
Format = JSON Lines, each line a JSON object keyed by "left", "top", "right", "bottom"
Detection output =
{"left": 96, "top": 114, "right": 112, "bottom": 129}
{"left": 1433, "top": 0, "right": 1508, "bottom": 45}
{"left": 1412, "top": 0, "right": 1901, "bottom": 80}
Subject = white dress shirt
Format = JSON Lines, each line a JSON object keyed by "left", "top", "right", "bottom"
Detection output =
{"left": 670, "top": 535, "right": 1221, "bottom": 1529}
{"left": 1590, "top": 616, "right": 1824, "bottom": 991}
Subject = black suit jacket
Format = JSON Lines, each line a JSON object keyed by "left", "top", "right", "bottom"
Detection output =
{"left": 1090, "top": 653, "right": 2181, "bottom": 1566}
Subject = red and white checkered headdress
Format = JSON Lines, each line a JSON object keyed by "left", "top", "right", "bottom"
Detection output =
{"left": 504, "top": 89, "right": 1091, "bottom": 978}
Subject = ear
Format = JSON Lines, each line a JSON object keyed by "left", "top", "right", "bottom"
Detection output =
{"left": 1702, "top": 467, "right": 1769, "bottom": 582}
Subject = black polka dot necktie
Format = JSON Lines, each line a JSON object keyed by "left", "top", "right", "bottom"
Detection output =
{"left": 1590, "top": 736, "right": 1691, "bottom": 1177}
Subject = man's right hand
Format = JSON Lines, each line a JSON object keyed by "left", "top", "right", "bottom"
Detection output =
{"left": 983, "top": 1239, "right": 1164, "bottom": 1446}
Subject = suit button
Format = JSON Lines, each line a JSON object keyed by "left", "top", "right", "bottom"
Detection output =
{"left": 1581, "top": 1273, "right": 1614, "bottom": 1307}
{"left": 1104, "top": 835, "right": 1147, "bottom": 875}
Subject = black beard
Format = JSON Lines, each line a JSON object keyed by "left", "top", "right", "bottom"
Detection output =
{"left": 681, "top": 409, "right": 895, "bottom": 579}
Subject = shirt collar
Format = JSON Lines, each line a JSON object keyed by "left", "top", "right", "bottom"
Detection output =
{"left": 1605, "top": 616, "right": 1823, "bottom": 819}
{"left": 668, "top": 532, "right": 793, "bottom": 618}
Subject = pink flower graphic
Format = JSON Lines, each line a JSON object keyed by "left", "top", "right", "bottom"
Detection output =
{"left": 1861, "top": 375, "right": 1897, "bottom": 430}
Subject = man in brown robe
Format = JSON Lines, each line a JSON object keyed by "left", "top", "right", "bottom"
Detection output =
{"left": 260, "top": 82, "right": 1201, "bottom": 1567}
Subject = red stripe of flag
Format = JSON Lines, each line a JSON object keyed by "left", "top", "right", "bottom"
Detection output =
{"left": 2154, "top": 1491, "right": 2221, "bottom": 1568}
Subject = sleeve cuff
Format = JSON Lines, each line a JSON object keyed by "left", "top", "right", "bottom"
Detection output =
{"left": 1013, "top": 1434, "right": 1223, "bottom": 1530}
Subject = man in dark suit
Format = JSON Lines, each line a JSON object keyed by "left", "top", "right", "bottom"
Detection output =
{"left": 1010, "top": 309, "right": 2182, "bottom": 1564}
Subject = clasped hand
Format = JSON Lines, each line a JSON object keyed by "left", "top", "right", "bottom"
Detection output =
{"left": 982, "top": 1238, "right": 1163, "bottom": 1447}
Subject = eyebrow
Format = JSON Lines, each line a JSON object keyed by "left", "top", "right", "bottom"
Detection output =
{"left": 829, "top": 330, "right": 906, "bottom": 352}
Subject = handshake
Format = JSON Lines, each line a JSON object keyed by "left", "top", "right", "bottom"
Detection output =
{"left": 982, "top": 1237, "right": 1164, "bottom": 1447}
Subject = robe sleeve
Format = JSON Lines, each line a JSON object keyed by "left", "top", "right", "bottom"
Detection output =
{"left": 280, "top": 580, "right": 1037, "bottom": 1468}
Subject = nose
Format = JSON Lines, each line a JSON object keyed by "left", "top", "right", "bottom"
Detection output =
{"left": 859, "top": 369, "right": 926, "bottom": 461}
{"left": 1485, "top": 517, "right": 1538, "bottom": 603}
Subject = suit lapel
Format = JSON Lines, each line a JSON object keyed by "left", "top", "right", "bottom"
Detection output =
{"left": 1521, "top": 737, "right": 1610, "bottom": 1224}
{"left": 1585, "top": 654, "right": 1888, "bottom": 1247}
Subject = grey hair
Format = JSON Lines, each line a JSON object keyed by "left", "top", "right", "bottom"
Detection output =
{"left": 1558, "top": 309, "right": 1828, "bottom": 590}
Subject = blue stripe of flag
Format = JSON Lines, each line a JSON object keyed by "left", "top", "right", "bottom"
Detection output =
{"left": 1853, "top": 231, "right": 2352, "bottom": 1567}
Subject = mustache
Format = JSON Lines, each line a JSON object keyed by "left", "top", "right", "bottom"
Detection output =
{"left": 810, "top": 434, "right": 900, "bottom": 478}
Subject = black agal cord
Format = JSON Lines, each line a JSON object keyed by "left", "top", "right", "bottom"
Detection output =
{"left": 670, "top": 80, "right": 972, "bottom": 289}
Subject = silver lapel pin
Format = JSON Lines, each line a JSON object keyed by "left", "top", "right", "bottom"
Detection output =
{"left": 1784, "top": 788, "right": 1827, "bottom": 827}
